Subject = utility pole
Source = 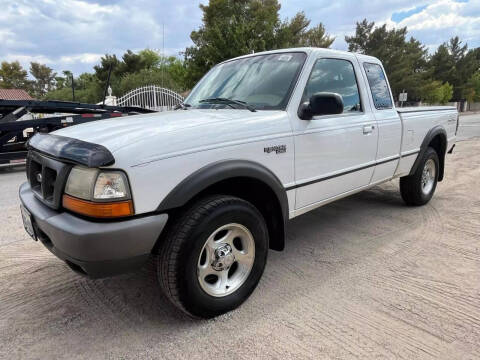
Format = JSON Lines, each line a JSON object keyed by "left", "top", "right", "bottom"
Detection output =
{"left": 162, "top": 23, "right": 165, "bottom": 89}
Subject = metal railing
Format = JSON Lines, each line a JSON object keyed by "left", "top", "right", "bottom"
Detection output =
{"left": 116, "top": 85, "right": 184, "bottom": 111}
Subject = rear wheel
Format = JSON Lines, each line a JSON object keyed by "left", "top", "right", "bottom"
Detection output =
{"left": 400, "top": 147, "right": 439, "bottom": 206}
{"left": 157, "top": 195, "right": 268, "bottom": 318}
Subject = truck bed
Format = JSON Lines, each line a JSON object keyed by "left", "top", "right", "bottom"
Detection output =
{"left": 395, "top": 106, "right": 458, "bottom": 177}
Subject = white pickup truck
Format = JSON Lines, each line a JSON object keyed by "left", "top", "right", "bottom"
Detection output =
{"left": 19, "top": 48, "right": 458, "bottom": 318}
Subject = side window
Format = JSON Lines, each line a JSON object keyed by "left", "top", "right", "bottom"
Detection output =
{"left": 302, "top": 58, "right": 362, "bottom": 113}
{"left": 363, "top": 63, "right": 393, "bottom": 109}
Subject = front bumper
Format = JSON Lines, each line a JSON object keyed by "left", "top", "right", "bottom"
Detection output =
{"left": 19, "top": 182, "right": 168, "bottom": 278}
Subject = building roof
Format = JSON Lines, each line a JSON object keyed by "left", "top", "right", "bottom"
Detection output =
{"left": 0, "top": 89, "right": 33, "bottom": 100}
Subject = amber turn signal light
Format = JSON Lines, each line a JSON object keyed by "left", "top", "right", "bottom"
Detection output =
{"left": 62, "top": 194, "right": 134, "bottom": 218}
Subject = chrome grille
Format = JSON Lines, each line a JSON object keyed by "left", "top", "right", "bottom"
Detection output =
{"left": 26, "top": 151, "right": 71, "bottom": 209}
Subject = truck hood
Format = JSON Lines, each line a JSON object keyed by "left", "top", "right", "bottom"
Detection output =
{"left": 53, "top": 109, "right": 288, "bottom": 166}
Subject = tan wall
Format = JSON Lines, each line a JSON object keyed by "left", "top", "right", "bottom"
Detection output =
{"left": 468, "top": 102, "right": 480, "bottom": 112}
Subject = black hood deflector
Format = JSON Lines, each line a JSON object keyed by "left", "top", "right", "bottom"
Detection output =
{"left": 27, "top": 133, "right": 115, "bottom": 168}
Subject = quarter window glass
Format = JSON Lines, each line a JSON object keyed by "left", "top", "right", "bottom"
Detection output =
{"left": 302, "top": 58, "right": 362, "bottom": 113}
{"left": 363, "top": 63, "right": 393, "bottom": 109}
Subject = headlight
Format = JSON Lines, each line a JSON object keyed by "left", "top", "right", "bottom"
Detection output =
{"left": 63, "top": 166, "right": 133, "bottom": 218}
{"left": 94, "top": 172, "right": 130, "bottom": 200}
{"left": 64, "top": 167, "right": 98, "bottom": 200}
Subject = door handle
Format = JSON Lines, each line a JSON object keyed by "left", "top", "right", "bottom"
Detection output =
{"left": 363, "top": 125, "right": 375, "bottom": 134}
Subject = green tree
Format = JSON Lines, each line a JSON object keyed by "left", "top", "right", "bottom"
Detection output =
{"left": 93, "top": 54, "right": 121, "bottom": 89}
{"left": 117, "top": 50, "right": 146, "bottom": 75}
{"left": 457, "top": 48, "right": 480, "bottom": 99}
{"left": 345, "top": 19, "right": 458, "bottom": 103}
{"left": 157, "top": 56, "right": 188, "bottom": 90}
{"left": 346, "top": 19, "right": 441, "bottom": 102}
{"left": 44, "top": 72, "right": 101, "bottom": 103}
{"left": 138, "top": 49, "right": 162, "bottom": 69}
{"left": 302, "top": 23, "right": 334, "bottom": 48}
{"left": 29, "top": 62, "right": 56, "bottom": 98}
{"left": 429, "top": 37, "right": 480, "bottom": 100}
{"left": 0, "top": 61, "right": 30, "bottom": 90}
{"left": 421, "top": 81, "right": 453, "bottom": 104}
{"left": 429, "top": 44, "right": 455, "bottom": 85}
{"left": 44, "top": 50, "right": 188, "bottom": 102}
{"left": 276, "top": 12, "right": 334, "bottom": 48}
{"left": 440, "top": 82, "right": 454, "bottom": 104}
{"left": 115, "top": 56, "right": 188, "bottom": 95}
{"left": 116, "top": 69, "right": 180, "bottom": 96}
{"left": 54, "top": 75, "right": 67, "bottom": 90}
{"left": 61, "top": 70, "right": 74, "bottom": 88}
{"left": 184, "top": 0, "right": 333, "bottom": 88}
{"left": 464, "top": 72, "right": 480, "bottom": 103}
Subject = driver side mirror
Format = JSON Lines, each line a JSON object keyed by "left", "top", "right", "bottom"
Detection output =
{"left": 298, "top": 92, "right": 344, "bottom": 120}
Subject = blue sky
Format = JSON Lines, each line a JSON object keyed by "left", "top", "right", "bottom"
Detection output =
{"left": 391, "top": 5, "right": 428, "bottom": 22}
{"left": 1, "top": 0, "right": 478, "bottom": 76}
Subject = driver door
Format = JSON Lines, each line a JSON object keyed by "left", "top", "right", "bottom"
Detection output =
{"left": 293, "top": 56, "right": 378, "bottom": 212}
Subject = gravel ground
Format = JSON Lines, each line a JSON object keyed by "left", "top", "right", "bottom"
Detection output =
{"left": 0, "top": 115, "right": 479, "bottom": 359}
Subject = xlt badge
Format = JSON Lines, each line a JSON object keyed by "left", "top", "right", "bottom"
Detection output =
{"left": 264, "top": 145, "right": 286, "bottom": 154}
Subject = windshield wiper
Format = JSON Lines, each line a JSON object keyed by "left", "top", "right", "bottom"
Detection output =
{"left": 174, "top": 102, "right": 191, "bottom": 110}
{"left": 199, "top": 98, "right": 256, "bottom": 112}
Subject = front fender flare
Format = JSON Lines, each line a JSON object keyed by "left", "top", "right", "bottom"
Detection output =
{"left": 157, "top": 159, "right": 289, "bottom": 224}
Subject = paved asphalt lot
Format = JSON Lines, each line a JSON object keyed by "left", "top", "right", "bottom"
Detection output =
{"left": 1, "top": 114, "right": 479, "bottom": 359}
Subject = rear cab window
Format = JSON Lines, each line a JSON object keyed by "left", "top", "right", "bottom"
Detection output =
{"left": 363, "top": 63, "right": 393, "bottom": 109}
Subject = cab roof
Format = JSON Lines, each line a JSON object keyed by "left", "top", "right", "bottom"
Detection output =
{"left": 223, "top": 47, "right": 382, "bottom": 65}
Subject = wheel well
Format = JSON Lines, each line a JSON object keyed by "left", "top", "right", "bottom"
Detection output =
{"left": 428, "top": 134, "right": 447, "bottom": 181}
{"left": 161, "top": 177, "right": 286, "bottom": 252}
{"left": 198, "top": 177, "right": 285, "bottom": 251}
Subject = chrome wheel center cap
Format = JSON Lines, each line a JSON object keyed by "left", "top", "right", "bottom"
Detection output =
{"left": 212, "top": 244, "right": 235, "bottom": 271}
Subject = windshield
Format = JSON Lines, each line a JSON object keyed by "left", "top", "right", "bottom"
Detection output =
{"left": 185, "top": 52, "right": 307, "bottom": 110}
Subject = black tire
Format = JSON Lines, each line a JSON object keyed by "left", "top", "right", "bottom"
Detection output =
{"left": 400, "top": 147, "right": 439, "bottom": 206}
{"left": 157, "top": 195, "right": 269, "bottom": 318}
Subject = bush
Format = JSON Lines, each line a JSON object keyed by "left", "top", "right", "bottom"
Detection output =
{"left": 421, "top": 81, "right": 453, "bottom": 104}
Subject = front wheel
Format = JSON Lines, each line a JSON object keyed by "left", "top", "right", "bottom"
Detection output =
{"left": 400, "top": 147, "right": 439, "bottom": 206}
{"left": 157, "top": 195, "right": 268, "bottom": 318}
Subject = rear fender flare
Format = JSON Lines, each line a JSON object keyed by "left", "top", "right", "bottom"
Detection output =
{"left": 409, "top": 126, "right": 447, "bottom": 180}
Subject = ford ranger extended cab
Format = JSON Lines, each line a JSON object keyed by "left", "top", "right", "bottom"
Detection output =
{"left": 19, "top": 48, "right": 458, "bottom": 318}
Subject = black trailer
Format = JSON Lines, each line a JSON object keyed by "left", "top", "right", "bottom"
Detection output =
{"left": 0, "top": 100, "right": 154, "bottom": 165}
